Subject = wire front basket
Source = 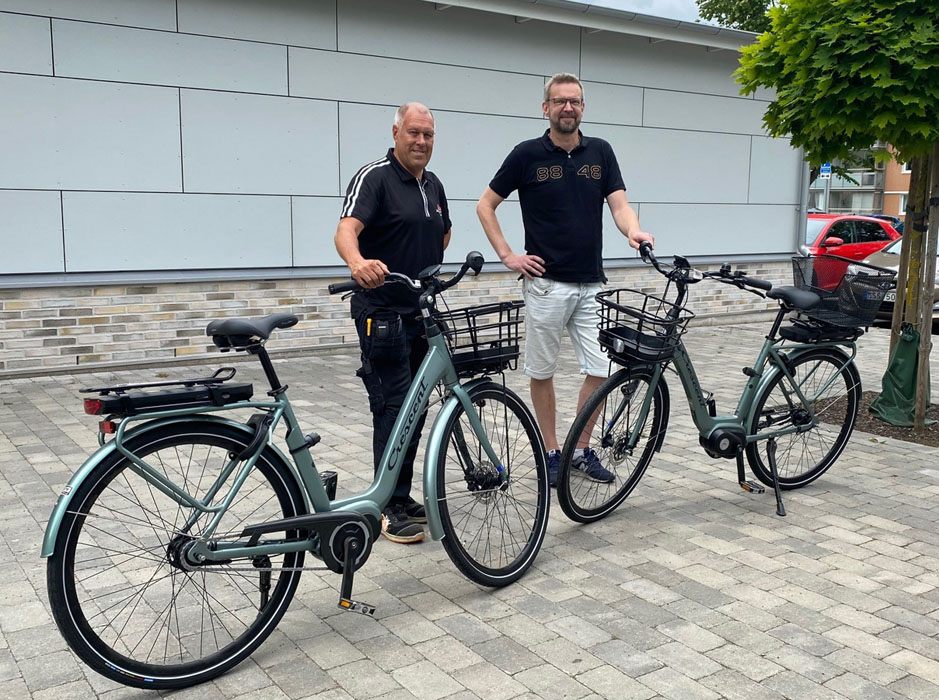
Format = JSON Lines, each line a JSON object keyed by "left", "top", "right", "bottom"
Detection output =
{"left": 791, "top": 255, "right": 896, "bottom": 328}
{"left": 597, "top": 288, "right": 694, "bottom": 365}
{"left": 433, "top": 300, "right": 523, "bottom": 378}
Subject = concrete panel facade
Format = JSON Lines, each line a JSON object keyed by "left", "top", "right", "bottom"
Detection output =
{"left": 0, "top": 72, "right": 182, "bottom": 191}
{"left": 0, "top": 12, "right": 52, "bottom": 75}
{"left": 0, "top": 190, "right": 63, "bottom": 273}
{"left": 0, "top": 0, "right": 176, "bottom": 29}
{"left": 177, "top": 0, "right": 337, "bottom": 50}
{"left": 337, "top": 0, "right": 580, "bottom": 75}
{"left": 180, "top": 90, "right": 337, "bottom": 195}
{"left": 53, "top": 20, "right": 288, "bottom": 94}
{"left": 62, "top": 193, "right": 292, "bottom": 271}
{"left": 289, "top": 48, "right": 544, "bottom": 119}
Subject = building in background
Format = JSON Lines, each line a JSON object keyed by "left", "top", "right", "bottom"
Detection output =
{"left": 0, "top": 0, "right": 807, "bottom": 374}
{"left": 883, "top": 156, "right": 912, "bottom": 220}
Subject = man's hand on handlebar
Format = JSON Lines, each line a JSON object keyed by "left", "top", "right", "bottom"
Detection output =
{"left": 350, "top": 259, "right": 389, "bottom": 289}
{"left": 629, "top": 231, "right": 655, "bottom": 250}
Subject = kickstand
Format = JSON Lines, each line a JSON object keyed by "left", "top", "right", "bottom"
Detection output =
{"left": 337, "top": 537, "right": 376, "bottom": 616}
{"left": 766, "top": 438, "right": 786, "bottom": 517}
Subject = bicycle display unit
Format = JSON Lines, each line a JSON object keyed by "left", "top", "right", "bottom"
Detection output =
{"left": 41, "top": 252, "right": 549, "bottom": 690}
{"left": 557, "top": 244, "right": 895, "bottom": 523}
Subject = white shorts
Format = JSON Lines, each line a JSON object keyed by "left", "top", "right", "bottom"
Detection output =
{"left": 522, "top": 277, "right": 609, "bottom": 380}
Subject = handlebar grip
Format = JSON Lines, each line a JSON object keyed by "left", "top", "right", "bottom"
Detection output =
{"left": 742, "top": 277, "right": 772, "bottom": 291}
{"left": 328, "top": 279, "right": 364, "bottom": 294}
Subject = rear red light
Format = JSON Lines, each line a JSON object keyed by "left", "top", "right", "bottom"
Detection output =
{"left": 98, "top": 420, "right": 117, "bottom": 434}
{"left": 84, "top": 399, "right": 103, "bottom": 415}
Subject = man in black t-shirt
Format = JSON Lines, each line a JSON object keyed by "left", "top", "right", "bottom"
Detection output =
{"left": 335, "top": 102, "right": 451, "bottom": 544}
{"left": 476, "top": 73, "right": 654, "bottom": 487}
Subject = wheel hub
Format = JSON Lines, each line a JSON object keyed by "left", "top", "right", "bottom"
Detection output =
{"left": 791, "top": 408, "right": 813, "bottom": 426}
{"left": 466, "top": 464, "right": 501, "bottom": 491}
{"left": 166, "top": 534, "right": 199, "bottom": 571}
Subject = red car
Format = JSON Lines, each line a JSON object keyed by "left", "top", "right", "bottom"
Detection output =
{"left": 803, "top": 214, "right": 901, "bottom": 260}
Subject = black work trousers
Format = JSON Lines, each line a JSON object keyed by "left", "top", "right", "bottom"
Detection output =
{"left": 355, "top": 310, "right": 428, "bottom": 507}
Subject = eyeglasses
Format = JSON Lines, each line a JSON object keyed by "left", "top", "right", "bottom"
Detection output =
{"left": 548, "top": 98, "right": 583, "bottom": 108}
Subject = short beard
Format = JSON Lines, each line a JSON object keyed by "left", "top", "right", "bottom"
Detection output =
{"left": 554, "top": 117, "right": 578, "bottom": 134}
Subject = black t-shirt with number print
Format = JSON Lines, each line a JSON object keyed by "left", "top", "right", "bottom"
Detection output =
{"left": 489, "top": 130, "right": 625, "bottom": 283}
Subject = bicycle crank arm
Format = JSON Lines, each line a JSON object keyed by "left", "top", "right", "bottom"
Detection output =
{"left": 338, "top": 536, "right": 376, "bottom": 616}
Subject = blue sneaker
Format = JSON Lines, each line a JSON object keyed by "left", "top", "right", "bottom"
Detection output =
{"left": 573, "top": 448, "right": 615, "bottom": 483}
{"left": 546, "top": 450, "right": 560, "bottom": 487}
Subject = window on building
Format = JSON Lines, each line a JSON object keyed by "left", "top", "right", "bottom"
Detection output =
{"left": 901, "top": 162, "right": 912, "bottom": 174}
{"left": 899, "top": 193, "right": 907, "bottom": 216}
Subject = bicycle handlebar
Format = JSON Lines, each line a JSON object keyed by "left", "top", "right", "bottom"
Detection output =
{"left": 327, "top": 279, "right": 363, "bottom": 294}
{"left": 327, "top": 251, "right": 485, "bottom": 297}
{"left": 638, "top": 242, "right": 772, "bottom": 295}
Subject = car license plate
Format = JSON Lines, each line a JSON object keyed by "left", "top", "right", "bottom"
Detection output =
{"left": 883, "top": 292, "right": 896, "bottom": 302}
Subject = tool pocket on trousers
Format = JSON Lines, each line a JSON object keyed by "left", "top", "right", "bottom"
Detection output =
{"left": 359, "top": 310, "right": 407, "bottom": 363}
{"left": 355, "top": 361, "right": 386, "bottom": 414}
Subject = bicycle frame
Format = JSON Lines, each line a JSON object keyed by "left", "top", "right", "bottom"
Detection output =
{"left": 40, "top": 321, "right": 504, "bottom": 561}
{"left": 616, "top": 333, "right": 859, "bottom": 452}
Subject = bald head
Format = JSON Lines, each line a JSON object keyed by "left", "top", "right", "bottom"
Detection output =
{"left": 394, "top": 102, "right": 434, "bottom": 128}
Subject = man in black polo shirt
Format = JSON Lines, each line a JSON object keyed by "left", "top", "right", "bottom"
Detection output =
{"left": 476, "top": 73, "right": 653, "bottom": 486}
{"left": 335, "top": 102, "right": 451, "bottom": 543}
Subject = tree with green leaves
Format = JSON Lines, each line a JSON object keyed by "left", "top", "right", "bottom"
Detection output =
{"left": 696, "top": 0, "right": 774, "bottom": 33}
{"left": 736, "top": 0, "right": 939, "bottom": 431}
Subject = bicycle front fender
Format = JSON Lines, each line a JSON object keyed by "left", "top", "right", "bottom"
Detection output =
{"left": 745, "top": 345, "right": 853, "bottom": 429}
{"left": 422, "top": 378, "right": 493, "bottom": 541}
{"left": 40, "top": 415, "right": 300, "bottom": 558}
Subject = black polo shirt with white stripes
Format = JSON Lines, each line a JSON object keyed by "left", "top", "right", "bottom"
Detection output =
{"left": 489, "top": 130, "right": 625, "bottom": 283}
{"left": 340, "top": 148, "right": 451, "bottom": 318}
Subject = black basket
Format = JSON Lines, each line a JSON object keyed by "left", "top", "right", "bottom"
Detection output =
{"left": 433, "top": 300, "right": 523, "bottom": 377}
{"left": 791, "top": 255, "right": 896, "bottom": 329}
{"left": 597, "top": 289, "right": 694, "bottom": 364}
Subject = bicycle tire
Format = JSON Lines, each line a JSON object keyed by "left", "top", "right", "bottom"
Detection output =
{"left": 746, "top": 348, "right": 860, "bottom": 490}
{"left": 558, "top": 367, "right": 668, "bottom": 523}
{"left": 47, "top": 421, "right": 307, "bottom": 690}
{"left": 436, "top": 383, "right": 549, "bottom": 587}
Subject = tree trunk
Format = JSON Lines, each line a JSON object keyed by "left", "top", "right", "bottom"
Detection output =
{"left": 889, "top": 157, "right": 929, "bottom": 357}
{"left": 914, "top": 143, "right": 939, "bottom": 432}
{"left": 887, "top": 156, "right": 928, "bottom": 356}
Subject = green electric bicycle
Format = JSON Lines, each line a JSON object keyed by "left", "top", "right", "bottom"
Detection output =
{"left": 557, "top": 243, "right": 894, "bottom": 522}
{"left": 42, "top": 251, "right": 549, "bottom": 689}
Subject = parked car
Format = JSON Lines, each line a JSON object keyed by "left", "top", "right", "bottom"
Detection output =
{"left": 802, "top": 214, "right": 901, "bottom": 261}
{"left": 852, "top": 238, "right": 939, "bottom": 326}
{"left": 871, "top": 214, "right": 904, "bottom": 234}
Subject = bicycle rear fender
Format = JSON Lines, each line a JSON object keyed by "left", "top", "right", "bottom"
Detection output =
{"left": 40, "top": 415, "right": 302, "bottom": 558}
{"left": 422, "top": 378, "right": 493, "bottom": 541}
{"left": 746, "top": 345, "right": 852, "bottom": 427}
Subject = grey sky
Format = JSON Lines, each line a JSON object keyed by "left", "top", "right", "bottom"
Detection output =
{"left": 578, "top": 0, "right": 705, "bottom": 24}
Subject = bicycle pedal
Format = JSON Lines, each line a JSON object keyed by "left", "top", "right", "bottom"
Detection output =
{"left": 338, "top": 598, "right": 376, "bottom": 616}
{"left": 739, "top": 481, "right": 765, "bottom": 494}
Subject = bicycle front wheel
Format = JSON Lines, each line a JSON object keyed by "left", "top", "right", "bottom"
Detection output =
{"left": 436, "top": 383, "right": 549, "bottom": 587}
{"left": 46, "top": 421, "right": 307, "bottom": 690}
{"left": 558, "top": 367, "right": 668, "bottom": 523}
{"left": 746, "top": 348, "right": 861, "bottom": 489}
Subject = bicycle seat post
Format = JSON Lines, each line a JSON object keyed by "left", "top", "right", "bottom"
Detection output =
{"left": 250, "top": 346, "right": 286, "bottom": 394}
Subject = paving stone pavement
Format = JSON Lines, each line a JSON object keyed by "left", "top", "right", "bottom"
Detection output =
{"left": 0, "top": 319, "right": 937, "bottom": 700}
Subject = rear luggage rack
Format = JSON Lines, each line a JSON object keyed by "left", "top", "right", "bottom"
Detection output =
{"left": 81, "top": 367, "right": 254, "bottom": 417}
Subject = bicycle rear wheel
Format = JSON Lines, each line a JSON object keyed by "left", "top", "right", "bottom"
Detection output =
{"left": 46, "top": 421, "right": 306, "bottom": 689}
{"left": 558, "top": 367, "right": 668, "bottom": 523}
{"left": 746, "top": 348, "right": 860, "bottom": 489}
{"left": 436, "top": 383, "right": 549, "bottom": 587}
